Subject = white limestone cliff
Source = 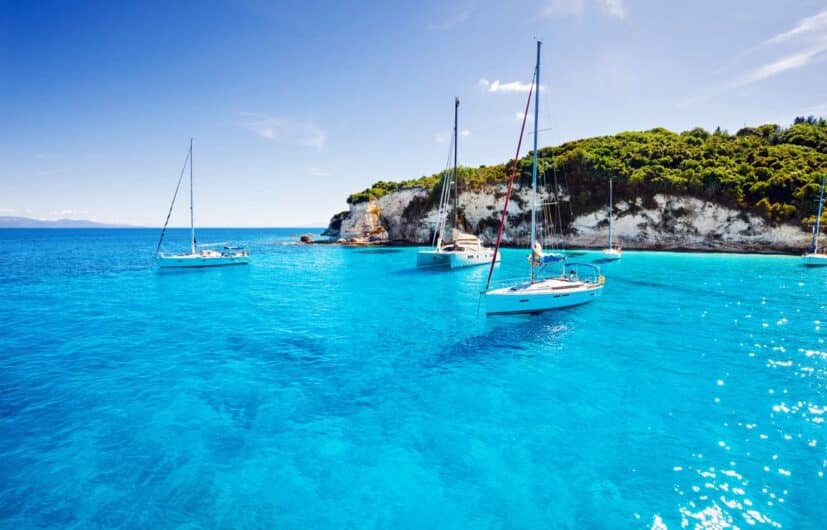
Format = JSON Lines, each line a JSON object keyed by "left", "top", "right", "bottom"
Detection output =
{"left": 327, "top": 187, "right": 810, "bottom": 253}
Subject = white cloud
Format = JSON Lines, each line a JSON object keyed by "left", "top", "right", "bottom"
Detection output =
{"left": 540, "top": 0, "right": 624, "bottom": 19}
{"left": 685, "top": 8, "right": 827, "bottom": 105}
{"left": 434, "top": 130, "right": 451, "bottom": 143}
{"left": 309, "top": 167, "right": 330, "bottom": 177}
{"left": 764, "top": 9, "right": 827, "bottom": 46}
{"left": 239, "top": 112, "right": 327, "bottom": 150}
{"left": 428, "top": 7, "right": 473, "bottom": 31}
{"left": 727, "top": 9, "right": 827, "bottom": 89}
{"left": 460, "top": 129, "right": 471, "bottom": 136}
{"left": 599, "top": 0, "right": 625, "bottom": 19}
{"left": 515, "top": 112, "right": 535, "bottom": 122}
{"left": 0, "top": 208, "right": 16, "bottom": 213}
{"left": 480, "top": 79, "right": 544, "bottom": 93}
{"left": 539, "top": 0, "right": 584, "bottom": 17}
{"left": 50, "top": 209, "right": 88, "bottom": 218}
{"left": 38, "top": 168, "right": 69, "bottom": 176}
{"left": 729, "top": 45, "right": 827, "bottom": 88}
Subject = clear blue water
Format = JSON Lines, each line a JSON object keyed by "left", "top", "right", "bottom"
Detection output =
{"left": 0, "top": 228, "right": 824, "bottom": 529}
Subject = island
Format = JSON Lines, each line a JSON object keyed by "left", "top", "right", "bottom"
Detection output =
{"left": 323, "top": 118, "right": 827, "bottom": 253}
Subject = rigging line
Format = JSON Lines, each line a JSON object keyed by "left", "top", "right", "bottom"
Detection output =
{"left": 553, "top": 163, "right": 564, "bottom": 249}
{"left": 484, "top": 69, "right": 536, "bottom": 291}
{"left": 154, "top": 147, "right": 192, "bottom": 258}
{"left": 543, "top": 169, "right": 554, "bottom": 247}
{"left": 561, "top": 164, "right": 574, "bottom": 220}
{"left": 433, "top": 125, "right": 456, "bottom": 246}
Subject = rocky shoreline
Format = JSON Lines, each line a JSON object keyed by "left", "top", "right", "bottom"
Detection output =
{"left": 320, "top": 187, "right": 812, "bottom": 254}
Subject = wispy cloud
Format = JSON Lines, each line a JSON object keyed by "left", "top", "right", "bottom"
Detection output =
{"left": 728, "top": 46, "right": 827, "bottom": 89}
{"left": 38, "top": 168, "right": 69, "bottom": 177}
{"left": 49, "top": 209, "right": 89, "bottom": 218}
{"left": 539, "top": 0, "right": 625, "bottom": 19}
{"left": 764, "top": 9, "right": 827, "bottom": 46}
{"left": 0, "top": 207, "right": 16, "bottom": 214}
{"left": 436, "top": 129, "right": 471, "bottom": 142}
{"left": 479, "top": 78, "right": 544, "bottom": 93}
{"left": 239, "top": 112, "right": 327, "bottom": 150}
{"left": 428, "top": 7, "right": 473, "bottom": 31}
{"left": 515, "top": 112, "right": 535, "bottom": 122}
{"left": 724, "top": 9, "right": 827, "bottom": 90}
{"left": 539, "top": 0, "right": 584, "bottom": 17}
{"left": 684, "top": 8, "right": 827, "bottom": 106}
{"left": 309, "top": 167, "right": 330, "bottom": 177}
{"left": 599, "top": 0, "right": 625, "bottom": 19}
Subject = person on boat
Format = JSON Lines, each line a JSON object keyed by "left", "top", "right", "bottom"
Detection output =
{"left": 569, "top": 269, "right": 577, "bottom": 281}
{"left": 529, "top": 240, "right": 543, "bottom": 264}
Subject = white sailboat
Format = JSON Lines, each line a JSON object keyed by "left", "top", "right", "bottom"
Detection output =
{"left": 802, "top": 174, "right": 827, "bottom": 266}
{"left": 484, "top": 41, "right": 604, "bottom": 315}
{"left": 417, "top": 97, "right": 499, "bottom": 269}
{"left": 601, "top": 178, "right": 622, "bottom": 260}
{"left": 155, "top": 139, "right": 250, "bottom": 269}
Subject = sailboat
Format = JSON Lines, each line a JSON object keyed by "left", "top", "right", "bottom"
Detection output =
{"left": 802, "top": 174, "right": 827, "bottom": 266}
{"left": 601, "top": 178, "right": 622, "bottom": 260}
{"left": 484, "top": 41, "right": 604, "bottom": 315}
{"left": 417, "top": 97, "right": 500, "bottom": 269}
{"left": 155, "top": 139, "right": 250, "bottom": 269}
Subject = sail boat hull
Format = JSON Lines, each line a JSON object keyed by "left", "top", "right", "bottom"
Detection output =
{"left": 802, "top": 253, "right": 827, "bottom": 266}
{"left": 485, "top": 278, "right": 603, "bottom": 315}
{"left": 417, "top": 248, "right": 500, "bottom": 269}
{"left": 157, "top": 253, "right": 249, "bottom": 269}
{"left": 601, "top": 248, "right": 622, "bottom": 261}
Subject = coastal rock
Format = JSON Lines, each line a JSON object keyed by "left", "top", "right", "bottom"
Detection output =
{"left": 327, "top": 187, "right": 811, "bottom": 253}
{"left": 322, "top": 211, "right": 348, "bottom": 238}
{"left": 568, "top": 195, "right": 809, "bottom": 252}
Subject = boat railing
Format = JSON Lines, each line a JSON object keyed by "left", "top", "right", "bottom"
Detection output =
{"left": 484, "top": 261, "right": 604, "bottom": 292}
{"left": 545, "top": 261, "right": 603, "bottom": 284}
{"left": 483, "top": 277, "right": 533, "bottom": 292}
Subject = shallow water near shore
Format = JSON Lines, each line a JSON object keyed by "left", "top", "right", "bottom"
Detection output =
{"left": 0, "top": 228, "right": 825, "bottom": 529}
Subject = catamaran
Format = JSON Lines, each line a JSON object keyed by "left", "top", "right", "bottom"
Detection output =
{"left": 417, "top": 97, "right": 499, "bottom": 269}
{"left": 601, "top": 178, "right": 622, "bottom": 260}
{"left": 483, "top": 41, "right": 604, "bottom": 315}
{"left": 155, "top": 139, "right": 250, "bottom": 269}
{"left": 802, "top": 174, "right": 827, "bottom": 266}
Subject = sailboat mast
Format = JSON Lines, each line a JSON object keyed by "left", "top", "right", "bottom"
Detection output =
{"left": 608, "top": 178, "right": 613, "bottom": 248}
{"left": 813, "top": 174, "right": 825, "bottom": 253}
{"left": 189, "top": 137, "right": 195, "bottom": 255}
{"left": 453, "top": 97, "right": 459, "bottom": 233}
{"left": 530, "top": 40, "right": 541, "bottom": 283}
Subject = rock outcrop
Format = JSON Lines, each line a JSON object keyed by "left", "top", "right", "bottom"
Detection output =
{"left": 324, "top": 186, "right": 811, "bottom": 253}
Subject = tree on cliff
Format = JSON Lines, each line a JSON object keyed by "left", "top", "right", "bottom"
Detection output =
{"left": 348, "top": 119, "right": 827, "bottom": 226}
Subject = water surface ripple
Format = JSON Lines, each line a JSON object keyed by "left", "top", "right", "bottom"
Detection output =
{"left": 0, "top": 229, "right": 824, "bottom": 529}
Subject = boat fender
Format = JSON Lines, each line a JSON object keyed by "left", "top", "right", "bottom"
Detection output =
{"left": 598, "top": 276, "right": 606, "bottom": 285}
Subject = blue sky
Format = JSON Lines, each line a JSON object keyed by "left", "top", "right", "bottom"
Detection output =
{"left": 2, "top": 0, "right": 827, "bottom": 227}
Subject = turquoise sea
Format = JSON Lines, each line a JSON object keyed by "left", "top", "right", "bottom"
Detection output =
{"left": 0, "top": 228, "right": 824, "bottom": 529}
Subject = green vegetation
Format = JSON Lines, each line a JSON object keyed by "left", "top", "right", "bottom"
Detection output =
{"left": 348, "top": 118, "right": 827, "bottom": 225}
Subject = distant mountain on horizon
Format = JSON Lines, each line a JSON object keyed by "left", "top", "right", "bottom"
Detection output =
{"left": 0, "top": 216, "right": 136, "bottom": 228}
